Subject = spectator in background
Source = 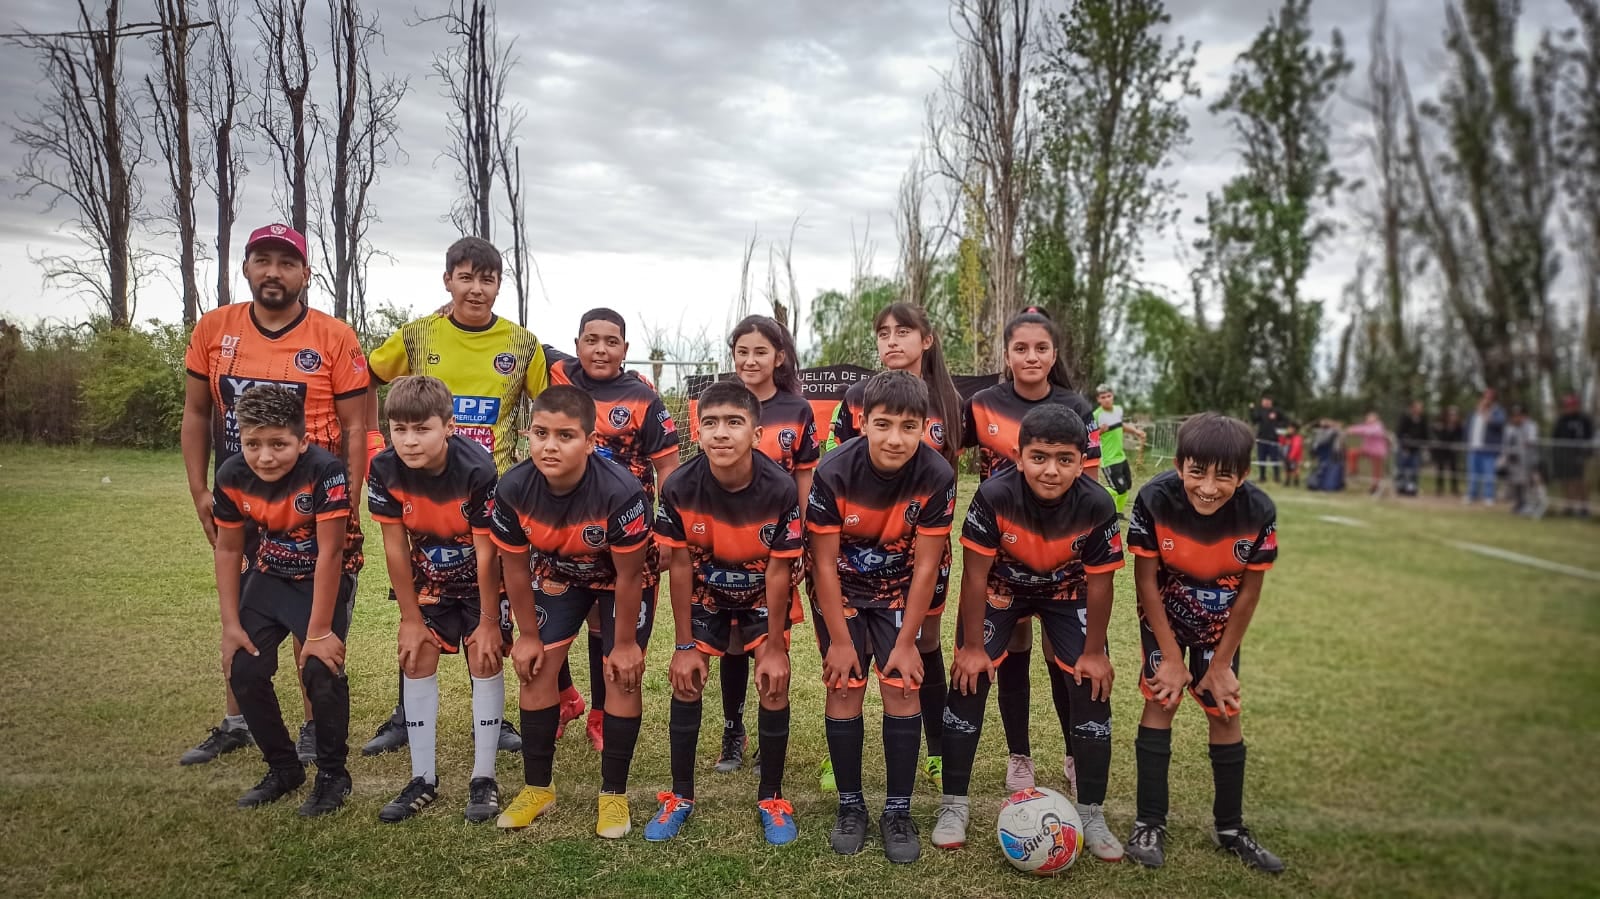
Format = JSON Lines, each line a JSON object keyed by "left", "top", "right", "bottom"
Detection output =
{"left": 1395, "top": 401, "right": 1427, "bottom": 497}
{"left": 1501, "top": 405, "right": 1542, "bottom": 517}
{"left": 1432, "top": 406, "right": 1464, "bottom": 497}
{"left": 1551, "top": 393, "right": 1594, "bottom": 518}
{"left": 1465, "top": 388, "right": 1506, "bottom": 506}
{"left": 1249, "top": 394, "right": 1284, "bottom": 483}
{"left": 1283, "top": 423, "right": 1305, "bottom": 488}
{"left": 1345, "top": 412, "right": 1391, "bottom": 496}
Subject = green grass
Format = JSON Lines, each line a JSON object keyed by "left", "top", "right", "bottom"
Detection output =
{"left": 1, "top": 444, "right": 1597, "bottom": 898}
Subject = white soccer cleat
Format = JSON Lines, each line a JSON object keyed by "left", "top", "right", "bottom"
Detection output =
{"left": 1077, "top": 802, "right": 1124, "bottom": 862}
{"left": 931, "top": 795, "right": 970, "bottom": 849}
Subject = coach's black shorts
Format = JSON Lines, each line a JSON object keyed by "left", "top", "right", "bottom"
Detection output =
{"left": 534, "top": 578, "right": 656, "bottom": 658}
{"left": 692, "top": 602, "right": 792, "bottom": 656}
{"left": 240, "top": 572, "right": 357, "bottom": 657}
{"left": 812, "top": 603, "right": 919, "bottom": 690}
{"left": 1102, "top": 460, "right": 1133, "bottom": 495}
{"left": 1138, "top": 617, "right": 1240, "bottom": 717}
{"left": 955, "top": 593, "right": 1094, "bottom": 673}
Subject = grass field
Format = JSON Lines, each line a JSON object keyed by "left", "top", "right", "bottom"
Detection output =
{"left": 2, "top": 444, "right": 1598, "bottom": 898}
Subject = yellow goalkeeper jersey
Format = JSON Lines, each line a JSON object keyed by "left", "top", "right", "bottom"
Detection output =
{"left": 368, "top": 313, "right": 547, "bottom": 473}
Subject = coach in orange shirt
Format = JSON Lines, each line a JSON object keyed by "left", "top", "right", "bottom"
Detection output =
{"left": 178, "top": 223, "right": 370, "bottom": 767}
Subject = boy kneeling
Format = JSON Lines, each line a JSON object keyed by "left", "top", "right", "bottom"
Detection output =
{"left": 647, "top": 381, "right": 802, "bottom": 845}
{"left": 368, "top": 376, "right": 509, "bottom": 823}
{"left": 934, "top": 405, "right": 1125, "bottom": 859}
{"left": 215, "top": 385, "right": 359, "bottom": 816}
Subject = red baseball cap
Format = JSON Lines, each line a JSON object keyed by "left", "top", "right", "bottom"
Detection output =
{"left": 244, "top": 223, "right": 308, "bottom": 262}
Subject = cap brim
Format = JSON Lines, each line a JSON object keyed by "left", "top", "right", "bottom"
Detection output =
{"left": 245, "top": 236, "right": 306, "bottom": 261}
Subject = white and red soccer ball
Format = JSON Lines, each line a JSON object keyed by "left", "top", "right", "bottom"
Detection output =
{"left": 996, "top": 787, "right": 1084, "bottom": 876}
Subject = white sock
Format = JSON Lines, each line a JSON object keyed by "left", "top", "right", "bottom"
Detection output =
{"left": 223, "top": 714, "right": 247, "bottom": 731}
{"left": 470, "top": 672, "right": 505, "bottom": 781}
{"left": 402, "top": 674, "right": 439, "bottom": 784}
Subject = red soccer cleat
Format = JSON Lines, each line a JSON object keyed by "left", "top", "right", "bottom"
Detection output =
{"left": 585, "top": 708, "right": 605, "bottom": 753}
{"left": 555, "top": 687, "right": 586, "bottom": 740}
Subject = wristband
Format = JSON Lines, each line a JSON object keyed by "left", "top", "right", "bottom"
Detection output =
{"left": 306, "top": 631, "right": 335, "bottom": 642}
{"left": 675, "top": 642, "right": 698, "bottom": 652}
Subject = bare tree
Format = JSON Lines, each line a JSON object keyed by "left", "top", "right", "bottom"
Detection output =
{"left": 426, "top": 0, "right": 516, "bottom": 239}
{"left": 9, "top": 1, "right": 146, "bottom": 327}
{"left": 896, "top": 152, "right": 954, "bottom": 312}
{"left": 1555, "top": 0, "right": 1600, "bottom": 404}
{"left": 254, "top": 0, "right": 317, "bottom": 235}
{"left": 197, "top": 0, "right": 251, "bottom": 306}
{"left": 146, "top": 0, "right": 202, "bottom": 325}
{"left": 929, "top": 0, "right": 1036, "bottom": 367}
{"left": 499, "top": 141, "right": 531, "bottom": 325}
{"left": 319, "top": 0, "right": 408, "bottom": 325}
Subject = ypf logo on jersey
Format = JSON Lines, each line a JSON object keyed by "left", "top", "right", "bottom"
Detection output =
{"left": 493, "top": 352, "right": 517, "bottom": 375}
{"left": 778, "top": 428, "right": 797, "bottom": 451}
{"left": 294, "top": 493, "right": 314, "bottom": 514}
{"left": 294, "top": 348, "right": 323, "bottom": 373}
{"left": 609, "top": 406, "right": 632, "bottom": 429}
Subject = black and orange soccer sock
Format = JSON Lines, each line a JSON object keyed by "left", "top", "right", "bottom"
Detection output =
{"left": 1134, "top": 725, "right": 1172, "bottom": 826}
{"left": 757, "top": 704, "right": 790, "bottom": 801}
{"left": 520, "top": 705, "right": 559, "bottom": 787}
{"left": 939, "top": 676, "right": 990, "bottom": 797}
{"left": 600, "top": 713, "right": 642, "bottom": 794}
{"left": 996, "top": 650, "right": 1032, "bottom": 756}
{"left": 588, "top": 634, "right": 607, "bottom": 711}
{"left": 883, "top": 712, "right": 921, "bottom": 814}
{"left": 919, "top": 648, "right": 946, "bottom": 757}
{"left": 669, "top": 697, "right": 701, "bottom": 800}
{"left": 825, "top": 715, "right": 866, "bottom": 809}
{"left": 720, "top": 653, "right": 749, "bottom": 733}
{"left": 1046, "top": 660, "right": 1074, "bottom": 759}
{"left": 1210, "top": 740, "right": 1246, "bottom": 833}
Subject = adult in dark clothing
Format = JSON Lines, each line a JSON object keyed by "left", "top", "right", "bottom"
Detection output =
{"left": 1395, "top": 400, "right": 1428, "bottom": 496}
{"left": 1551, "top": 394, "right": 1595, "bottom": 517}
{"left": 1431, "top": 406, "right": 1464, "bottom": 497}
{"left": 1249, "top": 395, "right": 1285, "bottom": 483}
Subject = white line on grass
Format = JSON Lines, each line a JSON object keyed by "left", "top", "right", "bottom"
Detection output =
{"left": 1317, "top": 515, "right": 1370, "bottom": 528}
{"left": 1444, "top": 541, "right": 1600, "bottom": 583}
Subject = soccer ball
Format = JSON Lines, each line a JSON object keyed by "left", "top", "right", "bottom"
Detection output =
{"left": 996, "top": 787, "right": 1083, "bottom": 875}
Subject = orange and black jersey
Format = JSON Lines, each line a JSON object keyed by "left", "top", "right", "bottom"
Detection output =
{"left": 655, "top": 453, "right": 803, "bottom": 611}
{"left": 368, "top": 435, "right": 497, "bottom": 603}
{"left": 961, "top": 381, "right": 1101, "bottom": 481}
{"left": 830, "top": 379, "right": 952, "bottom": 454}
{"left": 756, "top": 391, "right": 821, "bottom": 473}
{"left": 185, "top": 302, "right": 369, "bottom": 470}
{"left": 1127, "top": 469, "right": 1277, "bottom": 646}
{"left": 961, "top": 468, "right": 1124, "bottom": 605}
{"left": 212, "top": 445, "right": 356, "bottom": 580}
{"left": 546, "top": 350, "right": 678, "bottom": 500}
{"left": 488, "top": 454, "right": 653, "bottom": 591}
{"left": 806, "top": 437, "right": 957, "bottom": 609}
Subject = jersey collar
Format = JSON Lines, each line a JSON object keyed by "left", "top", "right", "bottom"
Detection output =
{"left": 248, "top": 302, "right": 309, "bottom": 340}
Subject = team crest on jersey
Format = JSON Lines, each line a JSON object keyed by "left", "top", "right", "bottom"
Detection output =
{"left": 987, "top": 423, "right": 999, "bottom": 435}
{"left": 294, "top": 493, "right": 313, "bottom": 514}
{"left": 760, "top": 523, "right": 778, "bottom": 546}
{"left": 778, "top": 428, "right": 797, "bottom": 451}
{"left": 1233, "top": 539, "right": 1255, "bottom": 564}
{"left": 904, "top": 500, "right": 922, "bottom": 524}
{"left": 294, "top": 348, "right": 322, "bottom": 373}
{"left": 493, "top": 352, "right": 517, "bottom": 375}
{"left": 582, "top": 525, "right": 606, "bottom": 547}
{"left": 609, "top": 406, "right": 631, "bottom": 428}
{"left": 1071, "top": 534, "right": 1087, "bottom": 554}
{"left": 929, "top": 421, "right": 946, "bottom": 446}
{"left": 460, "top": 500, "right": 473, "bottom": 520}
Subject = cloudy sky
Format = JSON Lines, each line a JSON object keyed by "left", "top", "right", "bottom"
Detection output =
{"left": 0, "top": 0, "right": 1576, "bottom": 367}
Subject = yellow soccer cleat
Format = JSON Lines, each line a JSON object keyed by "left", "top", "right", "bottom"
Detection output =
{"left": 496, "top": 784, "right": 556, "bottom": 829}
{"left": 596, "top": 792, "right": 632, "bottom": 839}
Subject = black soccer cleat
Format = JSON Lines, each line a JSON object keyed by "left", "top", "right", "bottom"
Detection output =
{"left": 362, "top": 715, "right": 408, "bottom": 756}
{"left": 714, "top": 726, "right": 747, "bottom": 773}
{"left": 298, "top": 769, "right": 353, "bottom": 818}
{"left": 1125, "top": 821, "right": 1167, "bottom": 868}
{"left": 182, "top": 723, "right": 254, "bottom": 766}
{"left": 237, "top": 766, "right": 306, "bottom": 808}
{"left": 464, "top": 777, "right": 501, "bottom": 824}
{"left": 880, "top": 810, "right": 922, "bottom": 865}
{"left": 1214, "top": 826, "right": 1286, "bottom": 874}
{"left": 295, "top": 721, "right": 318, "bottom": 765}
{"left": 497, "top": 719, "right": 522, "bottom": 754}
{"left": 829, "top": 805, "right": 870, "bottom": 856}
{"left": 378, "top": 776, "right": 440, "bottom": 823}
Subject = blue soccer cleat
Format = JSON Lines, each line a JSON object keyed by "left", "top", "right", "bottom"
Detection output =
{"left": 757, "top": 798, "right": 799, "bottom": 846}
{"left": 643, "top": 792, "right": 693, "bottom": 842}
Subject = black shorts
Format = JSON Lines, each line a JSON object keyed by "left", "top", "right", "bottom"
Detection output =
{"left": 413, "top": 594, "right": 512, "bottom": 654}
{"left": 240, "top": 572, "right": 357, "bottom": 656}
{"left": 692, "top": 603, "right": 792, "bottom": 656}
{"left": 811, "top": 603, "right": 917, "bottom": 690}
{"left": 1138, "top": 618, "right": 1240, "bottom": 717}
{"left": 1102, "top": 460, "right": 1133, "bottom": 495}
{"left": 534, "top": 579, "right": 656, "bottom": 658}
{"left": 956, "top": 594, "right": 1092, "bottom": 673}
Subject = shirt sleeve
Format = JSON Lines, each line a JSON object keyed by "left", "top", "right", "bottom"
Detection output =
{"left": 793, "top": 405, "right": 821, "bottom": 469}
{"left": 806, "top": 469, "right": 843, "bottom": 534}
{"left": 958, "top": 489, "right": 1001, "bottom": 557}
{"left": 366, "top": 329, "right": 410, "bottom": 385}
{"left": 769, "top": 486, "right": 804, "bottom": 559}
{"left": 606, "top": 490, "right": 652, "bottom": 553}
{"left": 1080, "top": 511, "right": 1125, "bottom": 575}
{"left": 314, "top": 458, "right": 352, "bottom": 521}
{"left": 183, "top": 316, "right": 213, "bottom": 380}
{"left": 488, "top": 468, "right": 531, "bottom": 553}
{"left": 331, "top": 326, "right": 372, "bottom": 399}
{"left": 366, "top": 454, "right": 402, "bottom": 523}
{"left": 1245, "top": 503, "right": 1278, "bottom": 571}
{"left": 831, "top": 398, "right": 857, "bottom": 444}
{"left": 653, "top": 487, "right": 688, "bottom": 549}
{"left": 211, "top": 479, "right": 244, "bottom": 528}
{"left": 523, "top": 341, "right": 549, "bottom": 399}
{"left": 1127, "top": 489, "right": 1160, "bottom": 557}
{"left": 467, "top": 467, "right": 496, "bottom": 534}
{"left": 917, "top": 470, "right": 958, "bottom": 537}
{"left": 642, "top": 395, "right": 679, "bottom": 460}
